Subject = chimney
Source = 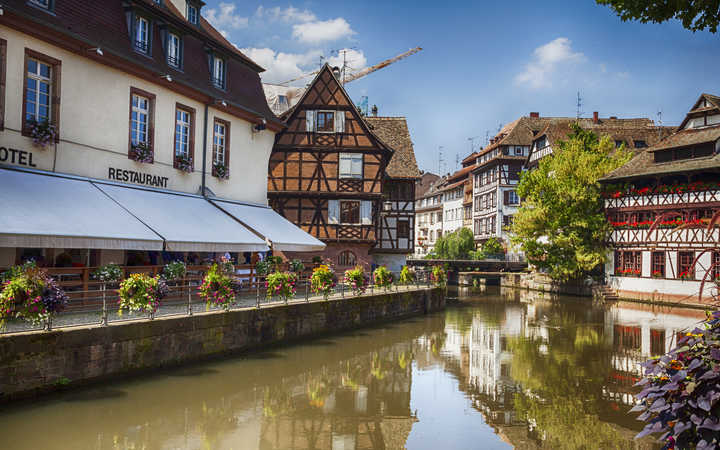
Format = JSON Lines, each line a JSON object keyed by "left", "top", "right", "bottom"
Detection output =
{"left": 529, "top": 112, "right": 539, "bottom": 118}
{"left": 610, "top": 116, "right": 618, "bottom": 120}
{"left": 593, "top": 111, "right": 599, "bottom": 124}
{"left": 371, "top": 104, "right": 378, "bottom": 117}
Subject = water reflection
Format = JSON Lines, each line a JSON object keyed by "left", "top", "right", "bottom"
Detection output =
{"left": 0, "top": 287, "right": 705, "bottom": 449}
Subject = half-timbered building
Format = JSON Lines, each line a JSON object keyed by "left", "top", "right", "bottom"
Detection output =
{"left": 366, "top": 116, "right": 421, "bottom": 271}
{"left": 267, "top": 65, "right": 394, "bottom": 269}
{"left": 601, "top": 93, "right": 720, "bottom": 303}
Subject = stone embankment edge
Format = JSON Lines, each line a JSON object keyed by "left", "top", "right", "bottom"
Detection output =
{"left": 0, "top": 288, "right": 444, "bottom": 403}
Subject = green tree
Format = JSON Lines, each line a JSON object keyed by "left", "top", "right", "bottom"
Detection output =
{"left": 431, "top": 228, "right": 476, "bottom": 259}
{"left": 481, "top": 237, "right": 504, "bottom": 257}
{"left": 510, "top": 124, "right": 631, "bottom": 281}
{"left": 597, "top": 0, "right": 720, "bottom": 33}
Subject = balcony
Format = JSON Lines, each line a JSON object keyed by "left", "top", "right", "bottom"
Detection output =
{"left": 605, "top": 188, "right": 720, "bottom": 210}
{"left": 609, "top": 227, "right": 719, "bottom": 246}
{"left": 528, "top": 146, "right": 553, "bottom": 163}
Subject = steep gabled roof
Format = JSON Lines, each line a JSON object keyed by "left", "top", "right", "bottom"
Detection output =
{"left": 678, "top": 93, "right": 720, "bottom": 129}
{"left": 365, "top": 117, "right": 421, "bottom": 179}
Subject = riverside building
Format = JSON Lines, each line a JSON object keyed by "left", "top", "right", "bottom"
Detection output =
{"left": 0, "top": 0, "right": 323, "bottom": 269}
{"left": 601, "top": 93, "right": 720, "bottom": 303}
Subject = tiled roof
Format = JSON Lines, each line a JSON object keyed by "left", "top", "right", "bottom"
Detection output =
{"left": 602, "top": 150, "right": 720, "bottom": 181}
{"left": 4, "top": 0, "right": 278, "bottom": 124}
{"left": 536, "top": 119, "right": 675, "bottom": 150}
{"left": 365, "top": 116, "right": 421, "bottom": 179}
{"left": 649, "top": 126, "right": 720, "bottom": 151}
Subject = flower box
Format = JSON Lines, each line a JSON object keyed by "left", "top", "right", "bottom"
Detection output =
{"left": 174, "top": 154, "right": 193, "bottom": 173}
{"left": 27, "top": 119, "right": 57, "bottom": 148}
{"left": 212, "top": 162, "right": 229, "bottom": 179}
{"left": 129, "top": 143, "right": 154, "bottom": 163}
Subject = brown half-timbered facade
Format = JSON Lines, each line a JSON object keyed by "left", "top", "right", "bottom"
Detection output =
{"left": 601, "top": 93, "right": 720, "bottom": 303}
{"left": 268, "top": 65, "right": 393, "bottom": 269}
{"left": 366, "top": 116, "right": 421, "bottom": 271}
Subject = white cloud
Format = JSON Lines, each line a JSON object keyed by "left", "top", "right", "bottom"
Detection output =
{"left": 256, "top": 6, "right": 316, "bottom": 23}
{"left": 292, "top": 18, "right": 355, "bottom": 44}
{"left": 205, "top": 2, "right": 249, "bottom": 36}
{"left": 241, "top": 47, "right": 323, "bottom": 84}
{"left": 326, "top": 48, "right": 367, "bottom": 73}
{"left": 515, "top": 37, "right": 585, "bottom": 89}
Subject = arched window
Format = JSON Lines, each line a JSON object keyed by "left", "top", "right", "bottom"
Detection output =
{"left": 338, "top": 250, "right": 357, "bottom": 267}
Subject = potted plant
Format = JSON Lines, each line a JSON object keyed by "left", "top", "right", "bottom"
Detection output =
{"left": 678, "top": 271, "right": 693, "bottom": 281}
{"left": 92, "top": 263, "right": 124, "bottom": 285}
{"left": 343, "top": 266, "right": 367, "bottom": 296}
{"left": 373, "top": 266, "right": 393, "bottom": 290}
{"left": 213, "top": 161, "right": 229, "bottom": 179}
{"left": 255, "top": 259, "right": 271, "bottom": 277}
{"left": 430, "top": 265, "right": 447, "bottom": 288}
{"left": 289, "top": 259, "right": 305, "bottom": 274}
{"left": 174, "top": 154, "right": 193, "bottom": 173}
{"left": 130, "top": 142, "right": 153, "bottom": 163}
{"left": 117, "top": 273, "right": 168, "bottom": 317}
{"left": 310, "top": 264, "right": 336, "bottom": 300}
{"left": 198, "top": 263, "right": 236, "bottom": 310}
{"left": 163, "top": 260, "right": 187, "bottom": 285}
{"left": 651, "top": 270, "right": 663, "bottom": 278}
{"left": 27, "top": 119, "right": 57, "bottom": 148}
{"left": 266, "top": 271, "right": 297, "bottom": 303}
{"left": 0, "top": 263, "right": 68, "bottom": 328}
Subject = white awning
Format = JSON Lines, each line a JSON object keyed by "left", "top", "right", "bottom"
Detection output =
{"left": 212, "top": 199, "right": 326, "bottom": 252}
{"left": 95, "top": 183, "right": 268, "bottom": 252}
{"left": 0, "top": 168, "right": 163, "bottom": 250}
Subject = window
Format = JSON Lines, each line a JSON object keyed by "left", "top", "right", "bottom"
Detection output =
{"left": 713, "top": 251, "right": 720, "bottom": 281}
{"left": 678, "top": 251, "right": 694, "bottom": 279}
{"left": 131, "top": 94, "right": 150, "bottom": 146}
{"left": 317, "top": 111, "right": 335, "bottom": 133}
{"left": 634, "top": 140, "right": 647, "bottom": 148}
{"left": 277, "top": 95, "right": 288, "bottom": 109}
{"left": 515, "top": 146, "right": 523, "bottom": 155}
{"left": 134, "top": 16, "right": 150, "bottom": 54}
{"left": 174, "top": 104, "right": 195, "bottom": 169}
{"left": 339, "top": 153, "right": 362, "bottom": 179}
{"left": 614, "top": 140, "right": 624, "bottom": 148}
{"left": 397, "top": 220, "right": 410, "bottom": 239}
{"left": 503, "top": 215, "right": 513, "bottom": 227}
{"left": 187, "top": 4, "right": 199, "bottom": 24}
{"left": 25, "top": 57, "right": 52, "bottom": 125}
{"left": 212, "top": 119, "right": 230, "bottom": 174}
{"left": 651, "top": 251, "right": 665, "bottom": 278}
{"left": 340, "top": 200, "right": 360, "bottom": 224}
{"left": 338, "top": 250, "right": 356, "bottom": 266}
{"left": 650, "top": 329, "right": 666, "bottom": 356}
{"left": 29, "top": 0, "right": 51, "bottom": 9}
{"left": 505, "top": 190, "right": 520, "bottom": 205}
{"left": 167, "top": 33, "right": 181, "bottom": 68}
{"left": 212, "top": 56, "right": 225, "bottom": 89}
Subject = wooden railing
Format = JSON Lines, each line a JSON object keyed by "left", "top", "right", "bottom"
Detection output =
{"left": 605, "top": 189, "right": 720, "bottom": 210}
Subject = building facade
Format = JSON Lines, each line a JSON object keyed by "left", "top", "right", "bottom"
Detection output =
{"left": 366, "top": 116, "right": 421, "bottom": 271}
{"left": 267, "top": 65, "right": 396, "bottom": 270}
{"left": 601, "top": 94, "right": 720, "bottom": 302}
{"left": 414, "top": 184, "right": 444, "bottom": 257}
{"left": 0, "top": 0, "right": 322, "bottom": 269}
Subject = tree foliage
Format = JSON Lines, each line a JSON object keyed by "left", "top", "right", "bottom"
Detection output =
{"left": 510, "top": 124, "right": 632, "bottom": 281}
{"left": 597, "top": 0, "right": 720, "bottom": 33}
{"left": 481, "top": 237, "right": 504, "bottom": 256}
{"left": 429, "top": 228, "right": 477, "bottom": 260}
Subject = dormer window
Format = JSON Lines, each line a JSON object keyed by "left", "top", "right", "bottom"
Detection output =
{"left": 212, "top": 55, "right": 226, "bottom": 89}
{"left": 187, "top": 4, "right": 199, "bottom": 25}
{"left": 167, "top": 33, "right": 181, "bottom": 68}
{"left": 134, "top": 16, "right": 150, "bottom": 54}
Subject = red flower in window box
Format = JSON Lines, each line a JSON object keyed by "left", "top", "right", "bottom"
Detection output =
{"left": 678, "top": 271, "right": 693, "bottom": 281}
{"left": 651, "top": 270, "right": 663, "bottom": 278}
{"left": 611, "top": 191, "right": 623, "bottom": 199}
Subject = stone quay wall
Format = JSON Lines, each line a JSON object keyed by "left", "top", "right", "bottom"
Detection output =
{"left": 0, "top": 288, "right": 444, "bottom": 402}
{"left": 500, "top": 273, "right": 597, "bottom": 297}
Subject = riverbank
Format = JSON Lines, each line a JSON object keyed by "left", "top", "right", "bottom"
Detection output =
{"left": 0, "top": 287, "right": 444, "bottom": 403}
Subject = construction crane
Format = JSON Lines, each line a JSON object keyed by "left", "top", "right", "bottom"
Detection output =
{"left": 278, "top": 47, "right": 422, "bottom": 86}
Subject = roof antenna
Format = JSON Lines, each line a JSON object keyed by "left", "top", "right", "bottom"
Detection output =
{"left": 657, "top": 108, "right": 663, "bottom": 140}
{"left": 438, "top": 146, "right": 445, "bottom": 175}
{"left": 576, "top": 91, "right": 583, "bottom": 119}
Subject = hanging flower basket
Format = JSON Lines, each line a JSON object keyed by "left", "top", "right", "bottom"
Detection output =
{"left": 310, "top": 264, "right": 336, "bottom": 300}
{"left": 343, "top": 266, "right": 367, "bottom": 296}
{"left": 430, "top": 265, "right": 447, "bottom": 288}
{"left": 373, "top": 266, "right": 393, "bottom": 289}
{"left": 0, "top": 263, "right": 68, "bottom": 327}
{"left": 27, "top": 119, "right": 57, "bottom": 148}
{"left": 266, "top": 271, "right": 297, "bottom": 302}
{"left": 91, "top": 263, "right": 124, "bottom": 285}
{"left": 117, "top": 273, "right": 167, "bottom": 316}
{"left": 198, "top": 263, "right": 236, "bottom": 310}
{"left": 129, "top": 142, "right": 154, "bottom": 163}
{"left": 162, "top": 260, "right": 187, "bottom": 282}
{"left": 398, "top": 266, "right": 416, "bottom": 285}
{"left": 212, "top": 162, "right": 229, "bottom": 179}
{"left": 174, "top": 154, "right": 193, "bottom": 173}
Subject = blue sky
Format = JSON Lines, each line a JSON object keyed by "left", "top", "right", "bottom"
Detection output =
{"left": 203, "top": 0, "right": 720, "bottom": 174}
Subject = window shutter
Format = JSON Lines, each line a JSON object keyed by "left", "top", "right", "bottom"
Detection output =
{"left": 504, "top": 191, "right": 509, "bottom": 205}
{"left": 334, "top": 111, "right": 345, "bottom": 133}
{"left": 305, "top": 110, "right": 315, "bottom": 132}
{"left": 361, "top": 201, "right": 372, "bottom": 225}
{"left": 338, "top": 155, "right": 351, "bottom": 178}
{"left": 351, "top": 155, "right": 362, "bottom": 178}
{"left": 328, "top": 200, "right": 339, "bottom": 224}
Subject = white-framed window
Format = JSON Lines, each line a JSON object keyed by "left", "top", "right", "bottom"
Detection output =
{"left": 175, "top": 108, "right": 190, "bottom": 158}
{"left": 515, "top": 146, "right": 524, "bottom": 155}
{"left": 131, "top": 94, "right": 149, "bottom": 146}
{"left": 507, "top": 190, "right": 520, "bottom": 205}
{"left": 212, "top": 56, "right": 225, "bottom": 89}
{"left": 339, "top": 153, "right": 362, "bottom": 179}
{"left": 29, "top": 0, "right": 51, "bottom": 9}
{"left": 167, "top": 33, "right": 181, "bottom": 68}
{"left": 25, "top": 58, "right": 52, "bottom": 124}
{"left": 316, "top": 110, "right": 335, "bottom": 133}
{"left": 187, "top": 4, "right": 198, "bottom": 24}
{"left": 213, "top": 121, "right": 227, "bottom": 164}
{"left": 135, "top": 16, "right": 149, "bottom": 53}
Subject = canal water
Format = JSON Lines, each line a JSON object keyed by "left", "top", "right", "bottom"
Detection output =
{"left": 0, "top": 287, "right": 706, "bottom": 449}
